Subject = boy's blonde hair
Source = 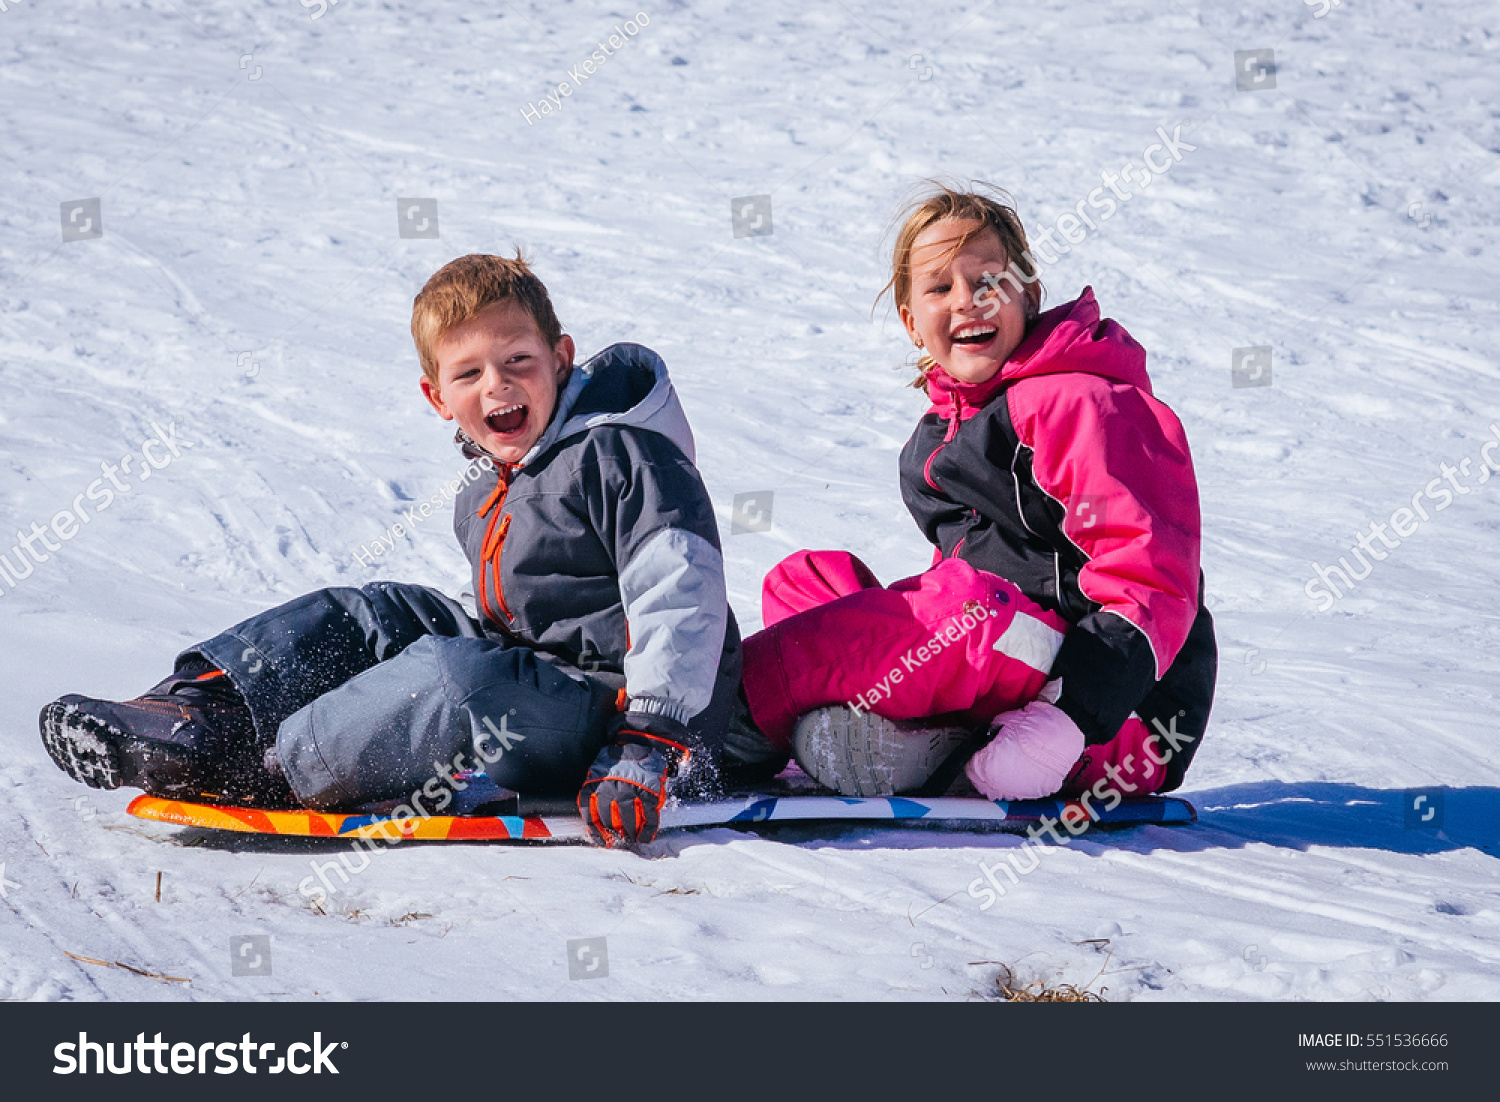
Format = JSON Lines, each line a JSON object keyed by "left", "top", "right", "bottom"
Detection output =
{"left": 877, "top": 181, "right": 1044, "bottom": 389}
{"left": 411, "top": 251, "right": 563, "bottom": 382}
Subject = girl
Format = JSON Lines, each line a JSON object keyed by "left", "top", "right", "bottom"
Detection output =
{"left": 736, "top": 183, "right": 1216, "bottom": 802}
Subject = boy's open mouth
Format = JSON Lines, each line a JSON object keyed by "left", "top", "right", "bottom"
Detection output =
{"left": 485, "top": 403, "right": 529, "bottom": 437}
{"left": 950, "top": 323, "right": 998, "bottom": 349}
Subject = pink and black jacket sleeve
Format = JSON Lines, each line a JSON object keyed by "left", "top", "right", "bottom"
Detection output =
{"left": 1005, "top": 372, "right": 1202, "bottom": 742}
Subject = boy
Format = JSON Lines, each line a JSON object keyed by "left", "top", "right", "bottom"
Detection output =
{"left": 39, "top": 253, "right": 743, "bottom": 846}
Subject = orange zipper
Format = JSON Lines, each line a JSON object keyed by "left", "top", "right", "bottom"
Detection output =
{"left": 477, "top": 464, "right": 519, "bottom": 627}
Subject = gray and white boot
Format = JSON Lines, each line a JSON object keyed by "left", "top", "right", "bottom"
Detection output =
{"left": 791, "top": 706, "right": 977, "bottom": 797}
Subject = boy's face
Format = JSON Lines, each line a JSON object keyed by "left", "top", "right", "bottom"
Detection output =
{"left": 421, "top": 301, "right": 575, "bottom": 465}
{"left": 899, "top": 218, "right": 1029, "bottom": 386}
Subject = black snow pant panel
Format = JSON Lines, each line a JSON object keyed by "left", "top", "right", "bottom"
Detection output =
{"left": 1135, "top": 599, "right": 1218, "bottom": 793}
{"left": 182, "top": 581, "right": 616, "bottom": 809}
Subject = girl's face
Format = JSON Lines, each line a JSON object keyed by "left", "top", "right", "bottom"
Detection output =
{"left": 899, "top": 219, "right": 1030, "bottom": 385}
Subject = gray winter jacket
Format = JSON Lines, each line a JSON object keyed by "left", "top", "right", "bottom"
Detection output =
{"left": 453, "top": 343, "right": 739, "bottom": 747}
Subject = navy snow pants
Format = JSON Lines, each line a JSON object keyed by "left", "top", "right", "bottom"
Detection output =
{"left": 182, "top": 582, "right": 618, "bottom": 809}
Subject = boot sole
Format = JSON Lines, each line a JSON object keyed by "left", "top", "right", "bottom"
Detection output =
{"left": 39, "top": 701, "right": 126, "bottom": 790}
{"left": 792, "top": 706, "right": 973, "bottom": 797}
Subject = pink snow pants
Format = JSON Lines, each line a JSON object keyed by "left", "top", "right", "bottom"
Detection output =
{"left": 741, "top": 550, "right": 1068, "bottom": 748}
{"left": 740, "top": 550, "right": 1171, "bottom": 797}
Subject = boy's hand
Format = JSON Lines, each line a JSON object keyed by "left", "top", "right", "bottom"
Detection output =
{"left": 578, "top": 725, "right": 690, "bottom": 846}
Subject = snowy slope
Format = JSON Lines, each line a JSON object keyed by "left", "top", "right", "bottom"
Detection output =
{"left": 1, "top": 0, "right": 1497, "bottom": 1001}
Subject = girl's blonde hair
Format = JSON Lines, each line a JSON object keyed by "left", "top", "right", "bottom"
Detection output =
{"left": 877, "top": 181, "right": 1044, "bottom": 389}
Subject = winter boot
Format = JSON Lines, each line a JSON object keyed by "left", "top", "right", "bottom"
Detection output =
{"left": 791, "top": 706, "right": 978, "bottom": 797}
{"left": 38, "top": 659, "right": 295, "bottom": 807}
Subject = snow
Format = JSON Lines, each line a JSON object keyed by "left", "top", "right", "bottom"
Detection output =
{"left": 2, "top": 0, "right": 1497, "bottom": 1001}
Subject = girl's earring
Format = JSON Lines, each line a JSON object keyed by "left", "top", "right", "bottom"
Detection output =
{"left": 915, "top": 337, "right": 925, "bottom": 348}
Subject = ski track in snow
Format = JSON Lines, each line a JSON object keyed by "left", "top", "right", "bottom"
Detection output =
{"left": 1, "top": 0, "right": 1497, "bottom": 1001}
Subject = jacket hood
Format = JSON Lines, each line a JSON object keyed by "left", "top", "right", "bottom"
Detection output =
{"left": 457, "top": 342, "right": 697, "bottom": 466}
{"left": 924, "top": 287, "right": 1151, "bottom": 413}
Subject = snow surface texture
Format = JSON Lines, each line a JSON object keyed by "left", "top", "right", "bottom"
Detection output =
{"left": 1, "top": 0, "right": 1497, "bottom": 1002}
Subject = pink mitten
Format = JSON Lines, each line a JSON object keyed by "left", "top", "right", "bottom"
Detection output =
{"left": 964, "top": 700, "right": 1085, "bottom": 801}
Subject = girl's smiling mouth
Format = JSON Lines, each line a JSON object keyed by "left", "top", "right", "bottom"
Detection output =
{"left": 950, "top": 323, "right": 999, "bottom": 350}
